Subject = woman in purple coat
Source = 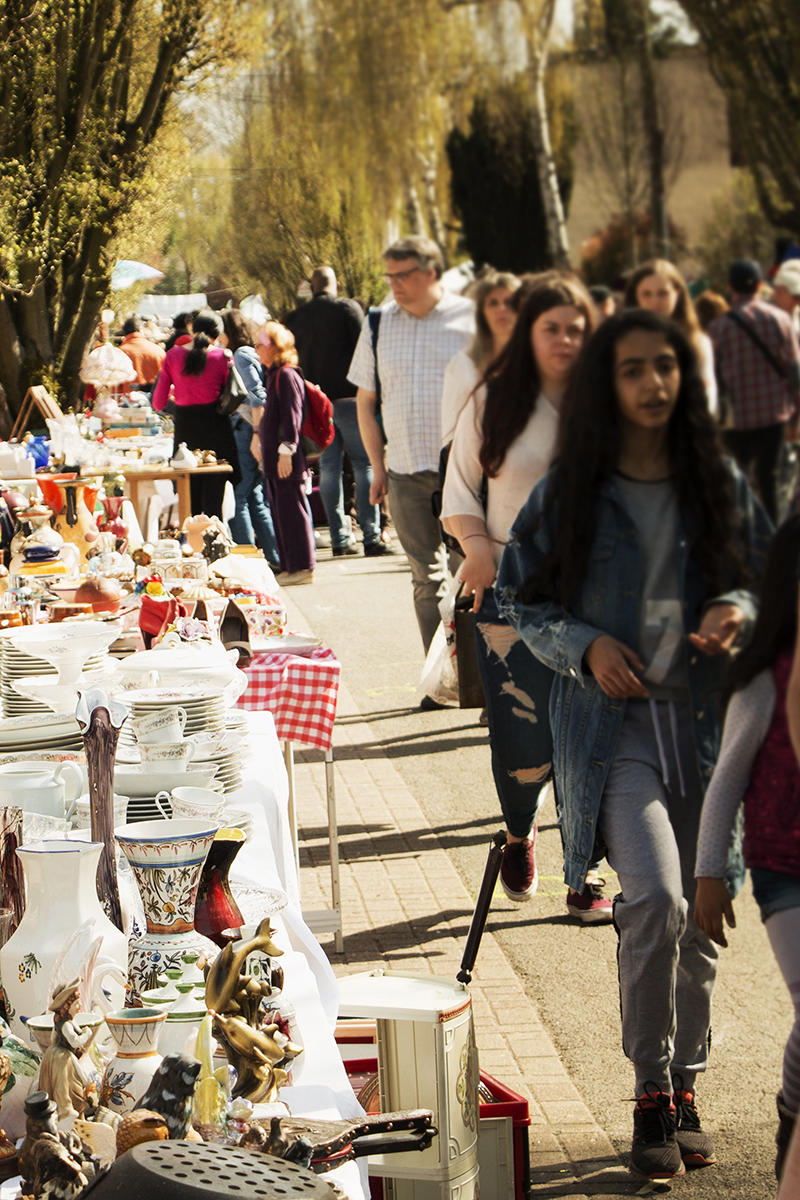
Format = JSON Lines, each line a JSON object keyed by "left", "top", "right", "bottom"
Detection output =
{"left": 253, "top": 322, "right": 316, "bottom": 584}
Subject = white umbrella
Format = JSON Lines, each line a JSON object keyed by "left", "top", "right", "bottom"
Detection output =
{"left": 110, "top": 260, "right": 164, "bottom": 290}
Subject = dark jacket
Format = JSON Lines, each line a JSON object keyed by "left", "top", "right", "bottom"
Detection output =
{"left": 284, "top": 294, "right": 363, "bottom": 400}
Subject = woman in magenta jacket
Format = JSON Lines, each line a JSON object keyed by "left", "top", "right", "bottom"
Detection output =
{"left": 152, "top": 309, "right": 240, "bottom": 517}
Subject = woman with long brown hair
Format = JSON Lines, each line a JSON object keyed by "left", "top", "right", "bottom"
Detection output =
{"left": 441, "top": 272, "right": 610, "bottom": 920}
{"left": 625, "top": 259, "right": 718, "bottom": 415}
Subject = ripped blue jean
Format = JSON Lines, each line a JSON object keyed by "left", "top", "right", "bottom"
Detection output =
{"left": 474, "top": 587, "right": 554, "bottom": 839}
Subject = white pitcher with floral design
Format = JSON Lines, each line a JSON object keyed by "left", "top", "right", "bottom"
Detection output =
{"left": 0, "top": 840, "right": 128, "bottom": 1044}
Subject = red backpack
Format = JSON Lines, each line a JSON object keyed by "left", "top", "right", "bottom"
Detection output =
{"left": 300, "top": 377, "right": 335, "bottom": 456}
{"left": 276, "top": 365, "right": 334, "bottom": 457}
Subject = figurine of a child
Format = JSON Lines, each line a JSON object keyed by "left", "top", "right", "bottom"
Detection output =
{"left": 37, "top": 980, "right": 95, "bottom": 1123}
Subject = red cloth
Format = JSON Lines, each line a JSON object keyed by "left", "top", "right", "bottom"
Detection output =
{"left": 743, "top": 648, "right": 800, "bottom": 875}
{"left": 237, "top": 647, "right": 340, "bottom": 751}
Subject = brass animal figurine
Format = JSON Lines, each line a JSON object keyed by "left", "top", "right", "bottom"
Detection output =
{"left": 204, "top": 918, "right": 302, "bottom": 1103}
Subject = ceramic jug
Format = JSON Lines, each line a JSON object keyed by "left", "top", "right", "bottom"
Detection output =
{"left": 0, "top": 762, "right": 83, "bottom": 821}
{"left": 37, "top": 476, "right": 100, "bottom": 562}
{"left": 0, "top": 840, "right": 128, "bottom": 1043}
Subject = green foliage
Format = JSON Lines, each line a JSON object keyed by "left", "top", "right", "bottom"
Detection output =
{"left": 695, "top": 171, "right": 780, "bottom": 291}
{"left": 446, "top": 74, "right": 575, "bottom": 273}
{"left": 678, "top": 0, "right": 800, "bottom": 227}
{"left": 0, "top": 0, "right": 250, "bottom": 416}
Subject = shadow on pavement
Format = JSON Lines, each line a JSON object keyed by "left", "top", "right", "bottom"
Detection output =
{"left": 531, "top": 1159, "right": 637, "bottom": 1195}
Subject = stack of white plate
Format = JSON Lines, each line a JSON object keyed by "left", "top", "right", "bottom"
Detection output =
{"left": 0, "top": 712, "right": 84, "bottom": 753}
{"left": 1, "top": 646, "right": 113, "bottom": 717}
{"left": 115, "top": 685, "right": 227, "bottom": 751}
{"left": 221, "top": 807, "right": 254, "bottom": 839}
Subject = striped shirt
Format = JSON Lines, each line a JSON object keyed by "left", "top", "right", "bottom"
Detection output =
{"left": 348, "top": 291, "right": 474, "bottom": 474}
{"left": 709, "top": 297, "right": 800, "bottom": 429}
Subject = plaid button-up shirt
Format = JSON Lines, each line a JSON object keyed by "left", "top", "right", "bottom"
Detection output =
{"left": 348, "top": 291, "right": 474, "bottom": 474}
{"left": 709, "top": 297, "right": 800, "bottom": 429}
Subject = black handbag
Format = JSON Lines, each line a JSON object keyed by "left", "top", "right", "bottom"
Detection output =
{"left": 454, "top": 593, "right": 485, "bottom": 708}
{"left": 216, "top": 350, "right": 249, "bottom": 417}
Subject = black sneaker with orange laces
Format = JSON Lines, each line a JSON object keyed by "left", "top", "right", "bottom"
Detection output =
{"left": 672, "top": 1076, "right": 716, "bottom": 1168}
{"left": 630, "top": 1084, "right": 686, "bottom": 1180}
{"left": 499, "top": 829, "right": 538, "bottom": 901}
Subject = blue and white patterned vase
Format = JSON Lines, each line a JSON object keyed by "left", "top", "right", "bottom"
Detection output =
{"left": 115, "top": 819, "right": 219, "bottom": 995}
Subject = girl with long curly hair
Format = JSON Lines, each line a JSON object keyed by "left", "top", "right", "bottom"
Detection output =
{"left": 497, "top": 309, "right": 772, "bottom": 1181}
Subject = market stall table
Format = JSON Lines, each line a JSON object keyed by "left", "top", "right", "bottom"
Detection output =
{"left": 237, "top": 646, "right": 343, "bottom": 952}
{"left": 84, "top": 462, "right": 233, "bottom": 526}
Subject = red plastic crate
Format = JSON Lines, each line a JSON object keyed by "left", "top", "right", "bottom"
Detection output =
{"left": 341, "top": 1055, "right": 530, "bottom": 1199}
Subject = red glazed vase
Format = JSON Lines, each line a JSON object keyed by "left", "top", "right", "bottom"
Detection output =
{"left": 194, "top": 830, "right": 246, "bottom": 948}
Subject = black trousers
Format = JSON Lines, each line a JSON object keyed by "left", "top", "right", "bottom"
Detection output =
{"left": 723, "top": 423, "right": 785, "bottom": 523}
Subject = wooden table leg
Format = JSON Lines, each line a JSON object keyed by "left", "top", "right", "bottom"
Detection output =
{"left": 174, "top": 471, "right": 191, "bottom": 524}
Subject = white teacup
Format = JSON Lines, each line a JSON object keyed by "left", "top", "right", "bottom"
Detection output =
{"left": 74, "top": 793, "right": 130, "bottom": 829}
{"left": 138, "top": 741, "right": 195, "bottom": 769}
{"left": 169, "top": 786, "right": 227, "bottom": 822}
{"left": 133, "top": 707, "right": 187, "bottom": 746}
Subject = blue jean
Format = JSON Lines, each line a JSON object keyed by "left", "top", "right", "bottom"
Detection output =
{"left": 318, "top": 399, "right": 380, "bottom": 549}
{"left": 474, "top": 588, "right": 554, "bottom": 839}
{"left": 228, "top": 419, "right": 279, "bottom": 564}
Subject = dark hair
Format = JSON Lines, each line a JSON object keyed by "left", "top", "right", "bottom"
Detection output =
{"left": 478, "top": 272, "right": 595, "bottom": 478}
{"left": 121, "top": 317, "right": 140, "bottom": 336}
{"left": 182, "top": 310, "right": 222, "bottom": 376}
{"left": 172, "top": 312, "right": 190, "bottom": 332}
{"left": 383, "top": 235, "right": 444, "bottom": 279}
{"left": 520, "top": 308, "right": 747, "bottom": 609}
{"left": 724, "top": 515, "right": 800, "bottom": 701}
{"left": 220, "top": 309, "right": 257, "bottom": 352}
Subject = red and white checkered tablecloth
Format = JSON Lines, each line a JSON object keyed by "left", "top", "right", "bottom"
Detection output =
{"left": 237, "top": 647, "right": 341, "bottom": 751}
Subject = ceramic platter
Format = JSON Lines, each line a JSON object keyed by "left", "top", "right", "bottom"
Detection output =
{"left": 113, "top": 764, "right": 221, "bottom": 797}
{"left": 0, "top": 712, "right": 84, "bottom": 752}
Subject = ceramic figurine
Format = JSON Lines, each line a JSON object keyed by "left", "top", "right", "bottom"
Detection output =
{"left": 115, "top": 1109, "right": 168, "bottom": 1156}
{"left": 134, "top": 1054, "right": 201, "bottom": 1140}
{"left": 204, "top": 919, "right": 302, "bottom": 1103}
{"left": 37, "top": 981, "right": 96, "bottom": 1124}
{"left": 19, "top": 1091, "right": 100, "bottom": 1200}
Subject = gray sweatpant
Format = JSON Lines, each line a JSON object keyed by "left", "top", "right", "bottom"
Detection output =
{"left": 598, "top": 698, "right": 719, "bottom": 1096}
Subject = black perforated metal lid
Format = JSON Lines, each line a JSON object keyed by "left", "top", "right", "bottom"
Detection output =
{"left": 82, "top": 1140, "right": 339, "bottom": 1199}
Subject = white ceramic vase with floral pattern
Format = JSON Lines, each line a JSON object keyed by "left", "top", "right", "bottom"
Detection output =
{"left": 115, "top": 819, "right": 219, "bottom": 994}
{"left": 99, "top": 1007, "right": 166, "bottom": 1114}
{"left": 0, "top": 840, "right": 128, "bottom": 1044}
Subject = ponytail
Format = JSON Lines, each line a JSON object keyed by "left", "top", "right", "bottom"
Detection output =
{"left": 181, "top": 309, "right": 222, "bottom": 376}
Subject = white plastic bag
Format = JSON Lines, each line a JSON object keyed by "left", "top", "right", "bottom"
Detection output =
{"left": 417, "top": 575, "right": 461, "bottom": 706}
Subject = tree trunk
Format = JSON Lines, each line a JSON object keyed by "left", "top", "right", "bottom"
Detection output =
{"left": 404, "top": 181, "right": 426, "bottom": 235}
{"left": 420, "top": 144, "right": 449, "bottom": 267}
{"left": 632, "top": 0, "right": 668, "bottom": 257}
{"left": 519, "top": 0, "right": 570, "bottom": 268}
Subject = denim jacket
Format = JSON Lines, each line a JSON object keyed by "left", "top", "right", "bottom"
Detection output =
{"left": 231, "top": 345, "right": 266, "bottom": 428}
{"left": 496, "top": 465, "right": 772, "bottom": 893}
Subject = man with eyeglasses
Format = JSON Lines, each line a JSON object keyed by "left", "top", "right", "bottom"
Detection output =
{"left": 348, "top": 235, "right": 474, "bottom": 662}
